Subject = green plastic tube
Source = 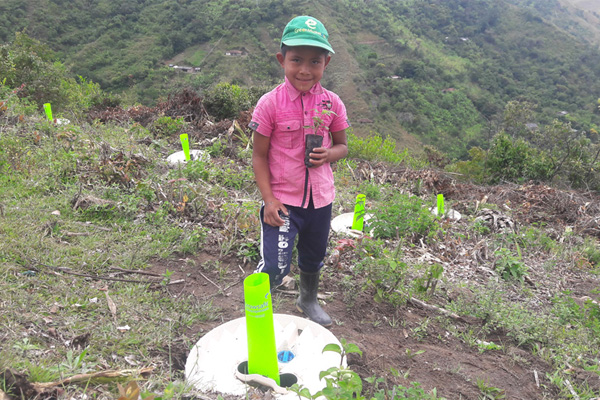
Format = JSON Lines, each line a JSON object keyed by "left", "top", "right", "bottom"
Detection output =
{"left": 180, "top": 134, "right": 191, "bottom": 161}
{"left": 244, "top": 273, "right": 280, "bottom": 385}
{"left": 437, "top": 194, "right": 445, "bottom": 217}
{"left": 351, "top": 194, "right": 366, "bottom": 231}
{"left": 43, "top": 103, "right": 53, "bottom": 121}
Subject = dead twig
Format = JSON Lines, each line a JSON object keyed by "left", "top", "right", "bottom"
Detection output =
{"left": 34, "top": 367, "right": 154, "bottom": 389}
{"left": 109, "top": 267, "right": 162, "bottom": 277}
{"left": 62, "top": 231, "right": 91, "bottom": 237}
{"left": 199, "top": 271, "right": 224, "bottom": 292}
{"left": 72, "top": 221, "right": 112, "bottom": 231}
{"left": 408, "top": 297, "right": 462, "bottom": 321}
{"left": 34, "top": 263, "right": 158, "bottom": 284}
{"left": 564, "top": 379, "right": 580, "bottom": 400}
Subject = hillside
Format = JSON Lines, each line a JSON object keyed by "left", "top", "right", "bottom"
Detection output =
{"left": 1, "top": 73, "right": 600, "bottom": 399}
{"left": 564, "top": 0, "right": 600, "bottom": 13}
{"left": 3, "top": 0, "right": 600, "bottom": 159}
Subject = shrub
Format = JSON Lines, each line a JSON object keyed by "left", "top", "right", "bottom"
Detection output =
{"left": 369, "top": 192, "right": 438, "bottom": 240}
{"left": 485, "top": 133, "right": 553, "bottom": 184}
{"left": 347, "top": 131, "right": 413, "bottom": 164}
{"left": 0, "top": 32, "right": 102, "bottom": 116}
{"left": 151, "top": 116, "right": 186, "bottom": 137}
{"left": 203, "top": 82, "right": 252, "bottom": 121}
{"left": 448, "top": 146, "right": 487, "bottom": 183}
{"left": 494, "top": 248, "right": 528, "bottom": 282}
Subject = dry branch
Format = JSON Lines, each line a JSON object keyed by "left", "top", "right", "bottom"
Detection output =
{"left": 408, "top": 297, "right": 462, "bottom": 320}
{"left": 34, "top": 367, "right": 154, "bottom": 389}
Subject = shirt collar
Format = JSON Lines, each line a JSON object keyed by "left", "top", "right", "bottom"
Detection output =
{"left": 284, "top": 77, "right": 324, "bottom": 101}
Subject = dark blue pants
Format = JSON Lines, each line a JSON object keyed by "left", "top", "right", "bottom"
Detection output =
{"left": 255, "top": 199, "right": 332, "bottom": 286}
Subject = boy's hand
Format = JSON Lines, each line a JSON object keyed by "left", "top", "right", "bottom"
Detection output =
{"left": 264, "top": 200, "right": 288, "bottom": 227}
{"left": 307, "top": 147, "right": 329, "bottom": 168}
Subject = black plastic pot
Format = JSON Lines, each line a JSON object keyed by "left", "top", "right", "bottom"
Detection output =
{"left": 304, "top": 134, "right": 323, "bottom": 168}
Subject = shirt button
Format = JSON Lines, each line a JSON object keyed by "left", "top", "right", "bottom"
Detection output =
{"left": 305, "top": 111, "right": 308, "bottom": 115}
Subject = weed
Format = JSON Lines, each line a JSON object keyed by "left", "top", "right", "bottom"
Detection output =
{"left": 476, "top": 341, "right": 503, "bottom": 353}
{"left": 369, "top": 192, "right": 438, "bottom": 241}
{"left": 12, "top": 338, "right": 41, "bottom": 355}
{"left": 476, "top": 378, "right": 506, "bottom": 399}
{"left": 49, "top": 349, "right": 97, "bottom": 376}
{"left": 472, "top": 219, "right": 491, "bottom": 235}
{"left": 415, "top": 263, "right": 444, "bottom": 296}
{"left": 357, "top": 181, "right": 383, "bottom": 201}
{"left": 405, "top": 348, "right": 426, "bottom": 359}
{"left": 347, "top": 131, "right": 415, "bottom": 164}
{"left": 581, "top": 238, "right": 600, "bottom": 268}
{"left": 411, "top": 318, "right": 431, "bottom": 341}
{"left": 151, "top": 116, "right": 186, "bottom": 137}
{"left": 161, "top": 269, "right": 174, "bottom": 286}
{"left": 494, "top": 248, "right": 528, "bottom": 282}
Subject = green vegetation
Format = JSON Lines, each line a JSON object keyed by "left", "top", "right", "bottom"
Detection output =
{"left": 289, "top": 340, "right": 443, "bottom": 399}
{"left": 3, "top": 0, "right": 600, "bottom": 161}
{"left": 203, "top": 82, "right": 266, "bottom": 121}
{"left": 2, "top": 5, "right": 600, "bottom": 400}
{"left": 0, "top": 32, "right": 106, "bottom": 116}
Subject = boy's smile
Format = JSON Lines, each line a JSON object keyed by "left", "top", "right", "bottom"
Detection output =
{"left": 277, "top": 46, "right": 331, "bottom": 93}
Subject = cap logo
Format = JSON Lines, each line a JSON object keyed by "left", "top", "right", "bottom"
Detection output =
{"left": 305, "top": 19, "right": 317, "bottom": 30}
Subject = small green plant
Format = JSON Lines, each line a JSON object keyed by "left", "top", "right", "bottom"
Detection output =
{"left": 369, "top": 192, "right": 438, "bottom": 240}
{"left": 405, "top": 348, "right": 426, "bottom": 359}
{"left": 289, "top": 340, "right": 444, "bottom": 399}
{"left": 472, "top": 218, "right": 491, "bottom": 235}
{"left": 151, "top": 116, "right": 186, "bottom": 137}
{"left": 477, "top": 341, "right": 503, "bottom": 353}
{"left": 12, "top": 338, "right": 41, "bottom": 354}
{"left": 415, "top": 264, "right": 444, "bottom": 295}
{"left": 411, "top": 318, "right": 430, "bottom": 341}
{"left": 161, "top": 269, "right": 174, "bottom": 286}
{"left": 582, "top": 238, "right": 600, "bottom": 267}
{"left": 305, "top": 109, "right": 336, "bottom": 134}
{"left": 49, "top": 349, "right": 97, "bottom": 375}
{"left": 476, "top": 378, "right": 506, "bottom": 399}
{"left": 288, "top": 338, "right": 363, "bottom": 399}
{"left": 494, "top": 248, "right": 528, "bottom": 282}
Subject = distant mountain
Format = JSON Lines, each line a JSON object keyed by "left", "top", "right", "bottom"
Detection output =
{"left": 564, "top": 0, "right": 600, "bottom": 13}
{"left": 3, "top": 0, "right": 600, "bottom": 158}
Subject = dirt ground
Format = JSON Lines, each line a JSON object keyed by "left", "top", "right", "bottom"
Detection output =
{"left": 147, "top": 173, "right": 600, "bottom": 400}
{"left": 150, "top": 248, "right": 571, "bottom": 400}
{"left": 96, "top": 92, "right": 600, "bottom": 399}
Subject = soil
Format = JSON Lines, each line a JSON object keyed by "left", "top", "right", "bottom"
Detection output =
{"left": 96, "top": 90, "right": 600, "bottom": 399}
{"left": 149, "top": 243, "right": 592, "bottom": 400}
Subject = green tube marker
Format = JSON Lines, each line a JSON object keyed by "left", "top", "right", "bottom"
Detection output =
{"left": 43, "top": 103, "right": 53, "bottom": 121}
{"left": 437, "top": 194, "right": 445, "bottom": 217}
{"left": 180, "top": 134, "right": 191, "bottom": 161}
{"left": 244, "top": 273, "right": 280, "bottom": 385}
{"left": 351, "top": 194, "right": 366, "bottom": 231}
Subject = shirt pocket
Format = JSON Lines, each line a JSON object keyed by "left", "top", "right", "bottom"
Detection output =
{"left": 275, "top": 120, "right": 303, "bottom": 149}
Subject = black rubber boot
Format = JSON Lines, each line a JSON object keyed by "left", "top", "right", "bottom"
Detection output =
{"left": 296, "top": 271, "right": 332, "bottom": 327}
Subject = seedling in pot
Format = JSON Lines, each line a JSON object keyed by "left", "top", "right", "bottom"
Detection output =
{"left": 304, "top": 110, "right": 336, "bottom": 168}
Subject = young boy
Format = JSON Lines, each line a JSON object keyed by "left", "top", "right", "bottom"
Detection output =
{"left": 250, "top": 16, "right": 350, "bottom": 327}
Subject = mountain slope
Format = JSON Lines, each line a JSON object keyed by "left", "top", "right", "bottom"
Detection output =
{"left": 3, "top": 0, "right": 600, "bottom": 158}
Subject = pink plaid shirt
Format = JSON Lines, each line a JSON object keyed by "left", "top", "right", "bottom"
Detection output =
{"left": 250, "top": 77, "right": 350, "bottom": 209}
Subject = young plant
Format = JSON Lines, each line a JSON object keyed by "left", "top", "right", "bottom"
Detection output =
{"left": 476, "top": 378, "right": 506, "bottom": 400}
{"left": 494, "top": 248, "right": 528, "bottom": 282}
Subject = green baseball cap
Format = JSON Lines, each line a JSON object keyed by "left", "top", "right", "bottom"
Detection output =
{"left": 281, "top": 16, "right": 335, "bottom": 54}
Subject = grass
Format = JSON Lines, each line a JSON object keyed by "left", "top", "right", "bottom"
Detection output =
{"left": 1, "top": 90, "right": 600, "bottom": 399}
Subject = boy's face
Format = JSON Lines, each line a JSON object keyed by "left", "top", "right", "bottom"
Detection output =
{"left": 276, "top": 46, "right": 331, "bottom": 93}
